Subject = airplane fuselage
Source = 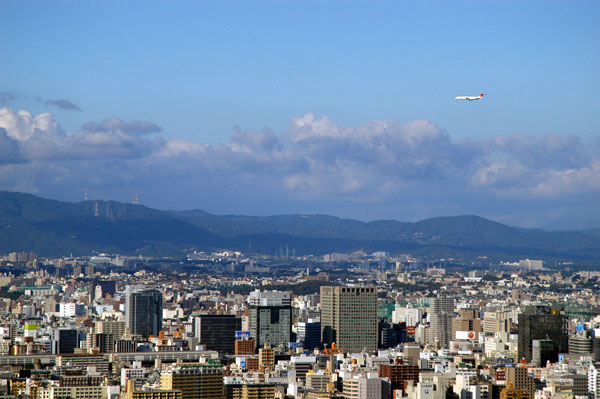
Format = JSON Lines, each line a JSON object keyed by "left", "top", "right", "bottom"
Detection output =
{"left": 455, "top": 94, "right": 485, "bottom": 101}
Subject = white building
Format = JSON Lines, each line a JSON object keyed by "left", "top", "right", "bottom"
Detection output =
{"left": 393, "top": 305, "right": 422, "bottom": 326}
{"left": 343, "top": 376, "right": 390, "bottom": 399}
{"left": 121, "top": 367, "right": 145, "bottom": 386}
{"left": 59, "top": 303, "right": 85, "bottom": 318}
{"left": 589, "top": 363, "right": 600, "bottom": 399}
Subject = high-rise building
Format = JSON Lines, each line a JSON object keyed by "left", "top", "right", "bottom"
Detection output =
{"left": 235, "top": 338, "right": 255, "bottom": 355}
{"left": 483, "top": 311, "right": 509, "bottom": 334}
{"left": 289, "top": 355, "right": 317, "bottom": 383}
{"left": 94, "top": 320, "right": 125, "bottom": 340}
{"left": 343, "top": 376, "right": 391, "bottom": 399}
{"left": 258, "top": 346, "right": 275, "bottom": 371}
{"left": 248, "top": 290, "right": 292, "bottom": 350}
{"left": 429, "top": 296, "right": 455, "bottom": 349}
{"left": 392, "top": 305, "right": 422, "bottom": 326}
{"left": 453, "top": 315, "right": 482, "bottom": 341}
{"left": 160, "top": 362, "right": 224, "bottom": 399}
{"left": 517, "top": 306, "right": 567, "bottom": 362}
{"left": 125, "top": 380, "right": 182, "bottom": 399}
{"left": 430, "top": 297, "right": 455, "bottom": 314}
{"left": 320, "top": 286, "right": 377, "bottom": 353}
{"left": 91, "top": 333, "right": 115, "bottom": 353}
{"left": 125, "top": 286, "right": 163, "bottom": 338}
{"left": 89, "top": 319, "right": 125, "bottom": 352}
{"left": 569, "top": 335, "right": 593, "bottom": 354}
{"left": 297, "top": 320, "right": 321, "bottom": 350}
{"left": 193, "top": 315, "right": 241, "bottom": 355}
{"left": 241, "top": 383, "right": 276, "bottom": 399}
{"left": 379, "top": 321, "right": 406, "bottom": 349}
{"left": 589, "top": 363, "right": 600, "bottom": 399}
{"left": 429, "top": 313, "right": 453, "bottom": 349}
{"left": 53, "top": 328, "right": 78, "bottom": 354}
{"left": 506, "top": 367, "right": 535, "bottom": 398}
{"left": 531, "top": 339, "right": 558, "bottom": 367}
{"left": 379, "top": 364, "right": 420, "bottom": 395}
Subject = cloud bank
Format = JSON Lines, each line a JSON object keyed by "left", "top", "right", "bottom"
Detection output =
{"left": 0, "top": 107, "right": 598, "bottom": 228}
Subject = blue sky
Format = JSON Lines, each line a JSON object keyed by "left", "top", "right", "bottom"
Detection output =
{"left": 1, "top": 1, "right": 599, "bottom": 228}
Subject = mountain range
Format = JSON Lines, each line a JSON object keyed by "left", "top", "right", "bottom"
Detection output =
{"left": 1, "top": 191, "right": 599, "bottom": 263}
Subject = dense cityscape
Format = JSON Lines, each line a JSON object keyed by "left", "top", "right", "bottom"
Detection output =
{"left": 2, "top": 1, "right": 599, "bottom": 399}
{"left": 1, "top": 250, "right": 600, "bottom": 399}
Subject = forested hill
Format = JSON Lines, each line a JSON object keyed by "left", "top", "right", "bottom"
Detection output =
{"left": 1, "top": 191, "right": 599, "bottom": 262}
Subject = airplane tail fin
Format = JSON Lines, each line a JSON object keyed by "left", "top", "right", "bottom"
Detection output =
{"left": 480, "top": 93, "right": 485, "bottom": 97}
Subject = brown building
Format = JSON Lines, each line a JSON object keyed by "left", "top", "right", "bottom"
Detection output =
{"left": 160, "top": 363, "right": 224, "bottom": 399}
{"left": 500, "top": 383, "right": 532, "bottom": 399}
{"left": 258, "top": 347, "right": 275, "bottom": 371}
{"left": 126, "top": 380, "right": 183, "bottom": 399}
{"left": 235, "top": 338, "right": 255, "bottom": 356}
{"left": 241, "top": 384, "right": 275, "bottom": 399}
{"left": 506, "top": 367, "right": 534, "bottom": 398}
{"left": 245, "top": 357, "right": 259, "bottom": 372}
{"left": 378, "top": 364, "right": 419, "bottom": 394}
{"left": 224, "top": 384, "right": 242, "bottom": 399}
{"left": 452, "top": 313, "right": 483, "bottom": 340}
{"left": 60, "top": 374, "right": 104, "bottom": 387}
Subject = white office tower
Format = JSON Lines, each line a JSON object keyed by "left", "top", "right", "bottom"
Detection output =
{"left": 589, "top": 363, "right": 600, "bottom": 399}
{"left": 392, "top": 305, "right": 422, "bottom": 326}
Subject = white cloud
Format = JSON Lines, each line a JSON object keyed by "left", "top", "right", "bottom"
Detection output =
{"left": 0, "top": 108, "right": 161, "bottom": 162}
{"left": 0, "top": 108, "right": 598, "bottom": 226}
{"left": 0, "top": 108, "right": 60, "bottom": 141}
{"left": 529, "top": 161, "right": 600, "bottom": 197}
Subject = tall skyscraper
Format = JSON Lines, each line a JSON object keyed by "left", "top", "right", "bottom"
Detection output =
{"left": 320, "top": 286, "right": 377, "bottom": 353}
{"left": 248, "top": 290, "right": 292, "bottom": 350}
{"left": 125, "top": 285, "right": 163, "bottom": 338}
{"left": 517, "top": 305, "right": 567, "bottom": 362}
{"left": 193, "top": 315, "right": 241, "bottom": 354}
{"left": 430, "top": 297, "right": 455, "bottom": 314}
{"left": 428, "top": 296, "right": 455, "bottom": 349}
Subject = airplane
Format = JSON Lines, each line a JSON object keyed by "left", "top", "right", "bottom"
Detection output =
{"left": 455, "top": 93, "right": 485, "bottom": 101}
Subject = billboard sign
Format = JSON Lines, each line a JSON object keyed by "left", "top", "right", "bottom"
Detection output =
{"left": 235, "top": 331, "right": 251, "bottom": 339}
{"left": 455, "top": 331, "right": 476, "bottom": 340}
